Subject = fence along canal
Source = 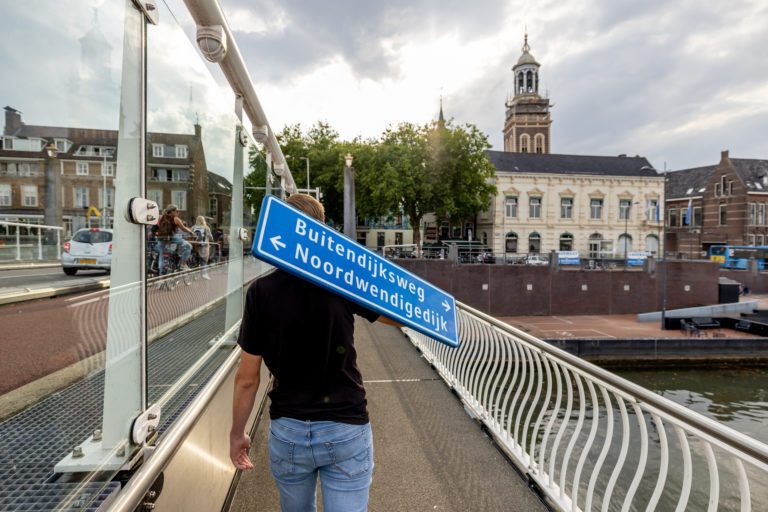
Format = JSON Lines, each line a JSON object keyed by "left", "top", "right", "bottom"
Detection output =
{"left": 404, "top": 302, "right": 768, "bottom": 511}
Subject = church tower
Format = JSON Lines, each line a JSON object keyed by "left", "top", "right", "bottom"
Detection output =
{"left": 503, "top": 34, "right": 551, "bottom": 153}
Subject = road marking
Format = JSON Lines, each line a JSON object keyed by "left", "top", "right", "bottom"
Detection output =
{"left": 67, "top": 297, "right": 102, "bottom": 308}
{"left": 552, "top": 316, "right": 575, "bottom": 324}
{"left": 0, "top": 270, "right": 61, "bottom": 280}
{"left": 65, "top": 288, "right": 110, "bottom": 302}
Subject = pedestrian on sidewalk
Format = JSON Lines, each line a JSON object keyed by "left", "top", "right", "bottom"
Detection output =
{"left": 229, "top": 194, "right": 399, "bottom": 512}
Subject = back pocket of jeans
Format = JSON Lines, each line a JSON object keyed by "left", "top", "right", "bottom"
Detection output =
{"left": 325, "top": 427, "right": 372, "bottom": 478}
{"left": 269, "top": 430, "right": 295, "bottom": 476}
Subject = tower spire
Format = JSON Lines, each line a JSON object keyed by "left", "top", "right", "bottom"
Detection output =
{"left": 438, "top": 95, "right": 445, "bottom": 124}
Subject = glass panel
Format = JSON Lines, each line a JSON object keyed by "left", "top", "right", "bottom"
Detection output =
{"left": 144, "top": 0, "right": 258, "bottom": 436}
{"left": 0, "top": 1, "right": 142, "bottom": 508}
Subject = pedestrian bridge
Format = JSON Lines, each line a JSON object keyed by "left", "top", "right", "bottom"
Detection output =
{"left": 0, "top": 1, "right": 767, "bottom": 511}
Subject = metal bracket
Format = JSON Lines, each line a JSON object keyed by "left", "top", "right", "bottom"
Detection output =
{"left": 132, "top": 0, "right": 159, "bottom": 25}
{"left": 140, "top": 473, "right": 164, "bottom": 511}
{"left": 132, "top": 404, "right": 162, "bottom": 445}
{"left": 238, "top": 128, "right": 249, "bottom": 147}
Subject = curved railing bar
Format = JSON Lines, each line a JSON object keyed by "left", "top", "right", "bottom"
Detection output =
{"left": 454, "top": 302, "right": 768, "bottom": 471}
{"left": 645, "top": 413, "right": 669, "bottom": 511}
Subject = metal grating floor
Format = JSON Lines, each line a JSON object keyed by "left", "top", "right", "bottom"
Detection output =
{"left": 0, "top": 305, "right": 233, "bottom": 511}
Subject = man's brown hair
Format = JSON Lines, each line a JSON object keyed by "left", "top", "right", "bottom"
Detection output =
{"left": 286, "top": 194, "right": 325, "bottom": 222}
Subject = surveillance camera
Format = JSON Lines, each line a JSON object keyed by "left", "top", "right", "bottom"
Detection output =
{"left": 253, "top": 125, "right": 269, "bottom": 144}
{"left": 196, "top": 25, "right": 227, "bottom": 63}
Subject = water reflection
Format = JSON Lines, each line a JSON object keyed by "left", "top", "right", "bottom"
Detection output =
{"left": 615, "top": 367, "right": 768, "bottom": 443}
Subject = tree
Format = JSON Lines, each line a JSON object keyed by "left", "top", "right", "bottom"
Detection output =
{"left": 243, "top": 146, "right": 268, "bottom": 216}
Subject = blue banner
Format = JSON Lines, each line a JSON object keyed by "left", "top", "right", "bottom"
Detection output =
{"left": 251, "top": 195, "right": 459, "bottom": 347}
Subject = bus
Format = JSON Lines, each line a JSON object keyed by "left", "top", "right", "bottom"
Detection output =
{"left": 708, "top": 245, "right": 768, "bottom": 269}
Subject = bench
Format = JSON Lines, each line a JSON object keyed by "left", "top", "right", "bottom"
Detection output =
{"left": 691, "top": 317, "right": 720, "bottom": 328}
{"left": 735, "top": 320, "right": 752, "bottom": 332}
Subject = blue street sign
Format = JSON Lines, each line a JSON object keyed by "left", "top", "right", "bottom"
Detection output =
{"left": 252, "top": 195, "right": 459, "bottom": 347}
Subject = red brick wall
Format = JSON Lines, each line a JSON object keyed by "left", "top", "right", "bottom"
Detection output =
{"left": 397, "top": 260, "right": 720, "bottom": 316}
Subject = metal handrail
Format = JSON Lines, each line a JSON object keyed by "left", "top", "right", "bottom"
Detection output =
{"left": 404, "top": 300, "right": 768, "bottom": 511}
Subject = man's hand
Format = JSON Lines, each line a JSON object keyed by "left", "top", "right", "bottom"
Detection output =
{"left": 230, "top": 432, "right": 254, "bottom": 470}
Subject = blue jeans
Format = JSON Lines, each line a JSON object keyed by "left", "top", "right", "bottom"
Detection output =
{"left": 269, "top": 417, "right": 374, "bottom": 512}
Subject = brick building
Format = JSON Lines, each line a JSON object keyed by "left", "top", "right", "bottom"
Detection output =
{"left": 665, "top": 150, "right": 768, "bottom": 257}
{"left": 1, "top": 105, "right": 231, "bottom": 238}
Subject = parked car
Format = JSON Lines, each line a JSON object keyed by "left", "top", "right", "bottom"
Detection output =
{"left": 62, "top": 228, "right": 113, "bottom": 275}
{"left": 523, "top": 254, "right": 549, "bottom": 266}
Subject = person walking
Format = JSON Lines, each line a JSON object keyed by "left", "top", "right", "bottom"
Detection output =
{"left": 230, "top": 194, "right": 399, "bottom": 512}
{"left": 192, "top": 215, "right": 213, "bottom": 279}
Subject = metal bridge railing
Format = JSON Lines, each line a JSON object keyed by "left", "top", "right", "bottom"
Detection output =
{"left": 404, "top": 303, "right": 768, "bottom": 512}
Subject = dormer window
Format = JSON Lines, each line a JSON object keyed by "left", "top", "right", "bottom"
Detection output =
{"left": 54, "top": 139, "right": 72, "bottom": 153}
{"left": 152, "top": 144, "right": 164, "bottom": 157}
{"left": 175, "top": 145, "right": 188, "bottom": 158}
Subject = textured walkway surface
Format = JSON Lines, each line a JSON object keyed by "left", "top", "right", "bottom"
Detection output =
{"left": 230, "top": 321, "right": 548, "bottom": 512}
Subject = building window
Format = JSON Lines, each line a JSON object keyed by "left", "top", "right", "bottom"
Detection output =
{"left": 589, "top": 234, "right": 603, "bottom": 258}
{"left": 394, "top": 232, "right": 403, "bottom": 245}
{"left": 645, "top": 235, "right": 659, "bottom": 256}
{"left": 148, "top": 189, "right": 162, "bottom": 209}
{"left": 749, "top": 203, "right": 756, "bottom": 225}
{"left": 759, "top": 204, "right": 766, "bottom": 225}
{"left": 172, "top": 190, "right": 187, "bottom": 211}
{"left": 693, "top": 207, "right": 702, "bottom": 227}
{"left": 175, "top": 145, "right": 189, "bottom": 158}
{"left": 645, "top": 199, "right": 660, "bottom": 221}
{"left": 719, "top": 204, "right": 727, "bottom": 226}
{"left": 559, "top": 233, "right": 573, "bottom": 251}
{"left": 619, "top": 199, "right": 632, "bottom": 220}
{"left": 529, "top": 196, "right": 541, "bottom": 218}
{"left": 54, "top": 139, "right": 72, "bottom": 153}
{"left": 560, "top": 197, "right": 573, "bottom": 219}
{"left": 153, "top": 144, "right": 164, "bottom": 157}
{"left": 528, "top": 232, "right": 541, "bottom": 254}
{"left": 75, "top": 187, "right": 89, "bottom": 208}
{"left": 668, "top": 208, "right": 678, "bottom": 227}
{"left": 172, "top": 169, "right": 189, "bottom": 182}
{"left": 590, "top": 198, "right": 603, "bottom": 219}
{"left": 377, "top": 232, "right": 385, "bottom": 248}
{"left": 102, "top": 187, "right": 114, "bottom": 208}
{"left": 0, "top": 184, "right": 11, "bottom": 206}
{"left": 21, "top": 185, "right": 37, "bottom": 207}
{"left": 102, "top": 163, "right": 114, "bottom": 176}
{"left": 505, "top": 232, "right": 518, "bottom": 253}
{"left": 534, "top": 134, "right": 545, "bottom": 154}
{"left": 727, "top": 180, "right": 733, "bottom": 195}
{"left": 619, "top": 234, "right": 632, "bottom": 255}
{"left": 748, "top": 234, "right": 756, "bottom": 246}
{"left": 76, "top": 162, "right": 89, "bottom": 176}
{"left": 505, "top": 196, "right": 518, "bottom": 218}
{"left": 758, "top": 235, "right": 765, "bottom": 246}
{"left": 520, "top": 134, "right": 530, "bottom": 153}
{"left": 209, "top": 196, "right": 218, "bottom": 216}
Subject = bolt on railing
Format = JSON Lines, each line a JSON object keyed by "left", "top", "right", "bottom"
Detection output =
{"left": 404, "top": 303, "right": 768, "bottom": 512}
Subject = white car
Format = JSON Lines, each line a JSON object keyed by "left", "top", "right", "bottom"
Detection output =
{"left": 524, "top": 254, "right": 549, "bottom": 266}
{"left": 62, "top": 228, "right": 113, "bottom": 275}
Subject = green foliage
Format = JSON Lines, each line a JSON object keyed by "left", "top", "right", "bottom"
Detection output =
{"left": 243, "top": 146, "right": 268, "bottom": 216}
{"left": 243, "top": 118, "right": 496, "bottom": 240}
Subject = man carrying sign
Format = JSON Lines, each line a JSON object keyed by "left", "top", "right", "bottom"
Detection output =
{"left": 230, "top": 194, "right": 399, "bottom": 512}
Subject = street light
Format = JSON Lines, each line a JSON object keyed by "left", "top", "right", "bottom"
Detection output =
{"left": 623, "top": 200, "right": 639, "bottom": 265}
{"left": 299, "top": 156, "right": 310, "bottom": 191}
{"left": 43, "top": 142, "right": 60, "bottom": 249}
{"left": 343, "top": 153, "right": 355, "bottom": 238}
{"left": 102, "top": 149, "right": 114, "bottom": 228}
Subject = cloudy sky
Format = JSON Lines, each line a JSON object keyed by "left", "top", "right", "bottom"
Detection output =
{"left": 219, "top": 0, "right": 768, "bottom": 171}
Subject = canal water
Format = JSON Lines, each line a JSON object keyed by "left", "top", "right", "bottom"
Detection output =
{"left": 611, "top": 366, "right": 768, "bottom": 511}
{"left": 614, "top": 367, "right": 768, "bottom": 445}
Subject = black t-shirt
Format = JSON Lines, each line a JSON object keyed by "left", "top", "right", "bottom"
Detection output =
{"left": 237, "top": 270, "right": 379, "bottom": 424}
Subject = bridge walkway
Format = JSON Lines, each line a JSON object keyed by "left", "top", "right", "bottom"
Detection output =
{"left": 230, "top": 321, "right": 548, "bottom": 511}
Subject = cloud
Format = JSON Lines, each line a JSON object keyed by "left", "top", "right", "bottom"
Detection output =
{"left": 217, "top": 0, "right": 768, "bottom": 170}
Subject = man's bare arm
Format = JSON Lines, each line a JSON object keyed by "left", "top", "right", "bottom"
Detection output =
{"left": 377, "top": 315, "right": 404, "bottom": 328}
{"left": 230, "top": 351, "right": 262, "bottom": 470}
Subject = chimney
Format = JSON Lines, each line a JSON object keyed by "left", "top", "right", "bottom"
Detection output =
{"left": 194, "top": 123, "right": 202, "bottom": 138}
{"left": 721, "top": 149, "right": 729, "bottom": 161}
{"left": 4, "top": 106, "right": 22, "bottom": 136}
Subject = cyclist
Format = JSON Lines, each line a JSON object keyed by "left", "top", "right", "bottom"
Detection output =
{"left": 156, "top": 204, "right": 194, "bottom": 274}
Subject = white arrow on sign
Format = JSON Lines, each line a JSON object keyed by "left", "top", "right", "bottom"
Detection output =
{"left": 442, "top": 300, "right": 451, "bottom": 312}
{"left": 270, "top": 235, "right": 287, "bottom": 251}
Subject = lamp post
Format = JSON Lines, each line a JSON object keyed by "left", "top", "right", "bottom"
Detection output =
{"left": 623, "top": 200, "right": 640, "bottom": 266}
{"left": 343, "top": 153, "right": 355, "bottom": 238}
{"left": 299, "top": 156, "right": 310, "bottom": 191}
{"left": 43, "top": 142, "right": 60, "bottom": 248}
{"left": 102, "top": 149, "right": 114, "bottom": 228}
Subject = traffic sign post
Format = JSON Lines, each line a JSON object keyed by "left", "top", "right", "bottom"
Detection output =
{"left": 251, "top": 195, "right": 459, "bottom": 347}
